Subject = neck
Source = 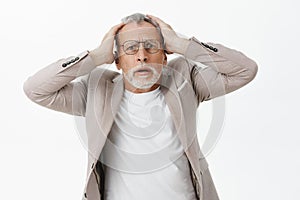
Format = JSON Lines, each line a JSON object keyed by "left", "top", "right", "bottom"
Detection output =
{"left": 125, "top": 83, "right": 160, "bottom": 93}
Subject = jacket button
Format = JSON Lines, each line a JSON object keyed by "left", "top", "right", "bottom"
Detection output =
{"left": 200, "top": 42, "right": 207, "bottom": 47}
{"left": 62, "top": 63, "right": 67, "bottom": 67}
{"left": 213, "top": 48, "right": 218, "bottom": 52}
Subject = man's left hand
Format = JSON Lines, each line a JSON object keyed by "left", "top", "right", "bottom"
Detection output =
{"left": 146, "top": 14, "right": 189, "bottom": 55}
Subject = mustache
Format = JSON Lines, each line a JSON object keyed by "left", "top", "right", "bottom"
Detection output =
{"left": 127, "top": 64, "right": 156, "bottom": 75}
{"left": 133, "top": 64, "right": 152, "bottom": 70}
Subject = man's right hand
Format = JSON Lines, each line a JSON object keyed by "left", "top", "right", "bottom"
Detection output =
{"left": 89, "top": 22, "right": 124, "bottom": 66}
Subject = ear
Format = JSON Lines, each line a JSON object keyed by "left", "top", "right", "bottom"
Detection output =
{"left": 163, "top": 53, "right": 167, "bottom": 65}
{"left": 116, "top": 61, "right": 121, "bottom": 70}
{"left": 114, "top": 51, "right": 120, "bottom": 69}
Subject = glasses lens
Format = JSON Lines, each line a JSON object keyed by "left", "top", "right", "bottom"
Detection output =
{"left": 144, "top": 40, "right": 159, "bottom": 54}
{"left": 122, "top": 40, "right": 161, "bottom": 55}
{"left": 123, "top": 41, "right": 139, "bottom": 55}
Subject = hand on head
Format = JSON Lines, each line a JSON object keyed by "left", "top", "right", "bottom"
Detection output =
{"left": 90, "top": 22, "right": 125, "bottom": 65}
{"left": 146, "top": 14, "right": 179, "bottom": 54}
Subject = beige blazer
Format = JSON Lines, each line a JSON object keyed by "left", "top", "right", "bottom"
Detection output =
{"left": 23, "top": 37, "right": 258, "bottom": 200}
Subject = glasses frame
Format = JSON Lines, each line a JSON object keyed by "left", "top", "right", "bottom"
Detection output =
{"left": 121, "top": 39, "right": 162, "bottom": 55}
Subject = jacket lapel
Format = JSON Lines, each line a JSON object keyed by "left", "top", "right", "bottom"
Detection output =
{"left": 161, "top": 69, "right": 201, "bottom": 184}
{"left": 101, "top": 74, "right": 124, "bottom": 136}
{"left": 161, "top": 69, "right": 188, "bottom": 150}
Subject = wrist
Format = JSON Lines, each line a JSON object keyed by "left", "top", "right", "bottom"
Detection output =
{"left": 89, "top": 48, "right": 114, "bottom": 66}
{"left": 169, "top": 37, "right": 190, "bottom": 55}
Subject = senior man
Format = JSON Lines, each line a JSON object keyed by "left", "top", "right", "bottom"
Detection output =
{"left": 23, "top": 13, "right": 258, "bottom": 200}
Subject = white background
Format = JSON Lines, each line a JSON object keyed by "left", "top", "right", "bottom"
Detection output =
{"left": 1, "top": 0, "right": 299, "bottom": 199}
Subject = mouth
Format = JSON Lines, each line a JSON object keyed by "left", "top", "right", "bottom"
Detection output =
{"left": 134, "top": 66, "right": 153, "bottom": 76}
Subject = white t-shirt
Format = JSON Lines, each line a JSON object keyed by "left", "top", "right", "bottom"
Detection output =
{"left": 103, "top": 86, "right": 197, "bottom": 200}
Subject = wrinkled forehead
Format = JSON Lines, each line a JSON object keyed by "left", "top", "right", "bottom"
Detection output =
{"left": 117, "top": 22, "right": 161, "bottom": 43}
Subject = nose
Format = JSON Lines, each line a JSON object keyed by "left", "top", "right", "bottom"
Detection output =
{"left": 136, "top": 44, "right": 148, "bottom": 63}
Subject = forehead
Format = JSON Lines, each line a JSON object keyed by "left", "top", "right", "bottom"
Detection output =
{"left": 118, "top": 21, "right": 161, "bottom": 42}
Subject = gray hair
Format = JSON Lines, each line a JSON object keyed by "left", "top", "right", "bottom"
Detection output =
{"left": 121, "top": 13, "right": 158, "bottom": 26}
{"left": 114, "top": 13, "right": 165, "bottom": 54}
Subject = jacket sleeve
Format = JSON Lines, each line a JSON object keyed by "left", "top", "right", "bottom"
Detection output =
{"left": 23, "top": 51, "right": 96, "bottom": 116}
{"left": 183, "top": 37, "right": 258, "bottom": 103}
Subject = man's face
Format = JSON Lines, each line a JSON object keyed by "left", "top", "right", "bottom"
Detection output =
{"left": 116, "top": 21, "right": 167, "bottom": 91}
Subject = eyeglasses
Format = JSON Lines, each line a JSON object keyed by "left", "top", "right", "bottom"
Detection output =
{"left": 121, "top": 39, "right": 161, "bottom": 55}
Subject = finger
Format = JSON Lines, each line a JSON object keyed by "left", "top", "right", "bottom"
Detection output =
{"left": 110, "top": 22, "right": 125, "bottom": 35}
{"left": 102, "top": 22, "right": 125, "bottom": 42}
{"left": 146, "top": 14, "right": 167, "bottom": 26}
{"left": 146, "top": 14, "right": 162, "bottom": 22}
{"left": 147, "top": 14, "right": 173, "bottom": 32}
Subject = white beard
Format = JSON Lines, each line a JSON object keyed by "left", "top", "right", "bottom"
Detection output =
{"left": 124, "top": 65, "right": 162, "bottom": 89}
